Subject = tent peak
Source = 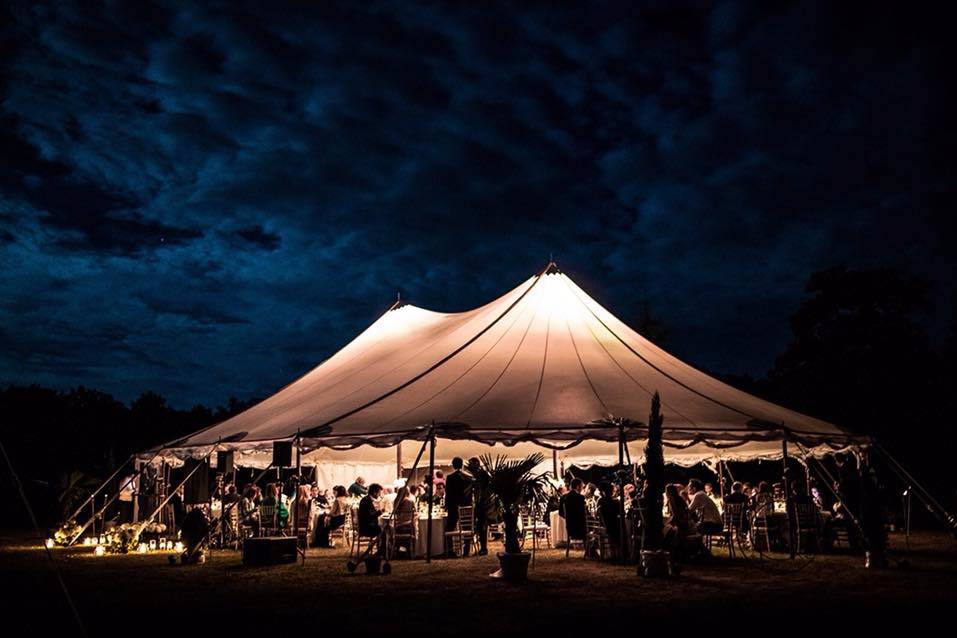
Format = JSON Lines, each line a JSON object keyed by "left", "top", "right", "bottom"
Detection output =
{"left": 543, "top": 260, "right": 561, "bottom": 275}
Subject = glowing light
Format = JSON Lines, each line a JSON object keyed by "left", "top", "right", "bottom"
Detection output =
{"left": 148, "top": 539, "right": 157, "bottom": 550}
{"left": 83, "top": 537, "right": 93, "bottom": 546}
{"left": 45, "top": 538, "right": 55, "bottom": 549}
{"left": 392, "top": 477, "right": 407, "bottom": 489}
{"left": 137, "top": 543, "right": 148, "bottom": 554}
{"left": 94, "top": 546, "right": 105, "bottom": 556}
{"left": 173, "top": 541, "right": 184, "bottom": 553}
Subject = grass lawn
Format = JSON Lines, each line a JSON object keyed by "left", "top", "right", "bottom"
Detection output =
{"left": 4, "top": 530, "right": 956, "bottom": 634}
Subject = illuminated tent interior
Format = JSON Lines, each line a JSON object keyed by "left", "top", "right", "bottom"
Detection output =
{"left": 150, "top": 264, "right": 865, "bottom": 483}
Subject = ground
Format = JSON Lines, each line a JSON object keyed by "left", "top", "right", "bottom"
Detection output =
{"left": 3, "top": 530, "right": 956, "bottom": 635}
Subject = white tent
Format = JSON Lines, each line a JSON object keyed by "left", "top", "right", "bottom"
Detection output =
{"left": 154, "top": 264, "right": 865, "bottom": 480}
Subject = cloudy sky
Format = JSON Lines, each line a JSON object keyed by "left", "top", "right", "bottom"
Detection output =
{"left": 1, "top": 1, "right": 954, "bottom": 407}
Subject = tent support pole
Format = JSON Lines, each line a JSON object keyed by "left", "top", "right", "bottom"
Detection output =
{"left": 552, "top": 450, "right": 558, "bottom": 480}
{"left": 397, "top": 445, "right": 403, "bottom": 481}
{"left": 65, "top": 454, "right": 134, "bottom": 525}
{"left": 618, "top": 423, "right": 627, "bottom": 563}
{"left": 426, "top": 423, "right": 436, "bottom": 564}
{"left": 782, "top": 438, "right": 796, "bottom": 559}
{"left": 68, "top": 450, "right": 162, "bottom": 546}
{"left": 294, "top": 431, "right": 303, "bottom": 563}
{"left": 139, "top": 444, "right": 219, "bottom": 535}
{"left": 717, "top": 459, "right": 725, "bottom": 499}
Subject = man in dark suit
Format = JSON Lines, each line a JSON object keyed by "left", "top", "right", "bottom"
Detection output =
{"left": 358, "top": 483, "right": 383, "bottom": 538}
{"left": 444, "top": 457, "right": 472, "bottom": 556}
{"left": 560, "top": 478, "right": 587, "bottom": 542}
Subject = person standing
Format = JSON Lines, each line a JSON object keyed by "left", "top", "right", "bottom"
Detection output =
{"left": 467, "top": 457, "right": 491, "bottom": 556}
{"left": 560, "top": 478, "right": 587, "bottom": 544}
{"left": 444, "top": 457, "right": 472, "bottom": 556}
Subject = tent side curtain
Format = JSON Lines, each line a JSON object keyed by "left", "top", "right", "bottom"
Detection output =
{"left": 148, "top": 433, "right": 867, "bottom": 472}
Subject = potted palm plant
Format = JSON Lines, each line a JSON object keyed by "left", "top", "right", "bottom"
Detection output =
{"left": 468, "top": 453, "right": 548, "bottom": 582}
{"left": 639, "top": 392, "right": 670, "bottom": 576}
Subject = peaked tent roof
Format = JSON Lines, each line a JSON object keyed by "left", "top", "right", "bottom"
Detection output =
{"left": 163, "top": 264, "right": 864, "bottom": 460}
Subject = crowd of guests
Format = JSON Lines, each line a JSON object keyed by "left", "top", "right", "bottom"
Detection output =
{"left": 555, "top": 474, "right": 830, "bottom": 560}
{"left": 215, "top": 456, "right": 482, "bottom": 558}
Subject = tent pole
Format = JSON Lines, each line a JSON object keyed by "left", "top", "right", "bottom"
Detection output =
{"left": 294, "top": 431, "right": 303, "bottom": 563}
{"left": 397, "top": 444, "right": 403, "bottom": 481}
{"left": 552, "top": 450, "right": 558, "bottom": 480}
{"left": 68, "top": 452, "right": 161, "bottom": 546}
{"left": 782, "top": 437, "right": 796, "bottom": 559}
{"left": 618, "top": 423, "right": 627, "bottom": 563}
{"left": 131, "top": 457, "right": 141, "bottom": 524}
{"left": 139, "top": 444, "right": 219, "bottom": 534}
{"left": 717, "top": 459, "right": 725, "bottom": 499}
{"left": 65, "top": 454, "right": 134, "bottom": 524}
{"left": 426, "top": 423, "right": 436, "bottom": 564}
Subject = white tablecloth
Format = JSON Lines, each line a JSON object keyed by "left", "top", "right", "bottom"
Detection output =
{"left": 549, "top": 511, "right": 568, "bottom": 547}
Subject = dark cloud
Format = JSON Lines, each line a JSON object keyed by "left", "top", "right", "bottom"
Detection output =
{"left": 0, "top": 0, "right": 953, "bottom": 406}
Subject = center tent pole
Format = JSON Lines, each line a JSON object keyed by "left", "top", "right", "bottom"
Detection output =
{"left": 426, "top": 422, "right": 437, "bottom": 564}
{"left": 552, "top": 449, "right": 558, "bottom": 480}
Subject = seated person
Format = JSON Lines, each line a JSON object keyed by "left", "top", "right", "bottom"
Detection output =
{"left": 752, "top": 481, "right": 774, "bottom": 515}
{"left": 312, "top": 485, "right": 329, "bottom": 509}
{"left": 392, "top": 487, "right": 417, "bottom": 533}
{"left": 597, "top": 482, "right": 622, "bottom": 550}
{"left": 723, "top": 481, "right": 749, "bottom": 505}
{"left": 790, "top": 480, "right": 814, "bottom": 506}
{"left": 348, "top": 476, "right": 368, "bottom": 498}
{"left": 664, "top": 483, "right": 691, "bottom": 555}
{"left": 238, "top": 485, "right": 260, "bottom": 535}
{"left": 314, "top": 486, "right": 349, "bottom": 548}
{"left": 687, "top": 479, "right": 723, "bottom": 535}
{"left": 222, "top": 483, "right": 240, "bottom": 506}
{"left": 560, "top": 478, "right": 587, "bottom": 541}
{"left": 260, "top": 483, "right": 289, "bottom": 529}
{"left": 293, "top": 484, "right": 312, "bottom": 531}
{"left": 358, "top": 483, "right": 384, "bottom": 538}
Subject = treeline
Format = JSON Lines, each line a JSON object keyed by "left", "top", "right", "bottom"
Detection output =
{"left": 0, "top": 388, "right": 257, "bottom": 526}
{"left": 1, "top": 265, "right": 955, "bottom": 528}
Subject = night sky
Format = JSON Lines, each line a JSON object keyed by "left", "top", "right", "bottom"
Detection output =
{"left": 1, "top": 1, "right": 954, "bottom": 408}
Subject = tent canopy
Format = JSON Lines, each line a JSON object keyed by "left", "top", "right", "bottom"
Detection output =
{"left": 158, "top": 264, "right": 864, "bottom": 467}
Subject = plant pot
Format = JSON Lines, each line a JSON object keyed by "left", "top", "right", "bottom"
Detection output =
{"left": 639, "top": 549, "right": 671, "bottom": 577}
{"left": 494, "top": 552, "right": 531, "bottom": 582}
{"left": 364, "top": 556, "right": 382, "bottom": 574}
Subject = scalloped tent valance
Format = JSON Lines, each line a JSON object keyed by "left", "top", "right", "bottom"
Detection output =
{"left": 152, "top": 264, "right": 865, "bottom": 467}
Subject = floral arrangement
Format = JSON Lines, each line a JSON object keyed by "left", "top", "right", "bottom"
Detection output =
{"left": 140, "top": 521, "right": 167, "bottom": 535}
{"left": 108, "top": 523, "right": 143, "bottom": 554}
{"left": 51, "top": 519, "right": 83, "bottom": 546}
